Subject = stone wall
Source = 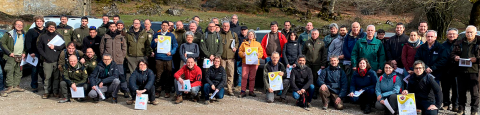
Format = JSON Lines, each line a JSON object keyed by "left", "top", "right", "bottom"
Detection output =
{"left": 0, "top": 0, "right": 91, "bottom": 16}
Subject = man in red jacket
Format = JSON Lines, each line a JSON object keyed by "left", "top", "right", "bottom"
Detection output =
{"left": 173, "top": 57, "right": 202, "bottom": 104}
{"left": 261, "top": 21, "right": 287, "bottom": 62}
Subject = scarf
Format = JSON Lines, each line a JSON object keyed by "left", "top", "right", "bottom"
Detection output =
{"left": 357, "top": 68, "right": 367, "bottom": 77}
{"left": 408, "top": 38, "right": 421, "bottom": 47}
{"left": 107, "top": 30, "right": 119, "bottom": 38}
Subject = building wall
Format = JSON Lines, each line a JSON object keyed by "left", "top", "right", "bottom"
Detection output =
{"left": 0, "top": 0, "right": 90, "bottom": 16}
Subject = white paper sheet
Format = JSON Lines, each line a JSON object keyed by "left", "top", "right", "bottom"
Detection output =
{"left": 210, "top": 89, "right": 219, "bottom": 99}
{"left": 286, "top": 66, "right": 292, "bottom": 79}
{"left": 177, "top": 80, "right": 191, "bottom": 92}
{"left": 48, "top": 35, "right": 65, "bottom": 46}
{"left": 202, "top": 58, "right": 213, "bottom": 68}
{"left": 403, "top": 75, "right": 410, "bottom": 84}
{"left": 230, "top": 40, "right": 235, "bottom": 49}
{"left": 459, "top": 58, "right": 472, "bottom": 67}
{"left": 245, "top": 47, "right": 259, "bottom": 65}
{"left": 156, "top": 35, "right": 171, "bottom": 53}
{"left": 135, "top": 94, "right": 148, "bottom": 110}
{"left": 268, "top": 71, "right": 283, "bottom": 91}
{"left": 185, "top": 51, "right": 194, "bottom": 55}
{"left": 343, "top": 60, "right": 351, "bottom": 65}
{"left": 26, "top": 54, "right": 39, "bottom": 66}
{"left": 95, "top": 86, "right": 105, "bottom": 99}
{"left": 353, "top": 90, "right": 364, "bottom": 97}
{"left": 395, "top": 68, "right": 404, "bottom": 74}
{"left": 317, "top": 69, "right": 323, "bottom": 75}
{"left": 384, "top": 99, "right": 395, "bottom": 114}
{"left": 70, "top": 87, "right": 85, "bottom": 98}
{"left": 20, "top": 59, "right": 26, "bottom": 66}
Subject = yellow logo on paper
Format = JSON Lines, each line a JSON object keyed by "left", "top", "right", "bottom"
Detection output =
{"left": 268, "top": 71, "right": 281, "bottom": 81}
{"left": 158, "top": 35, "right": 171, "bottom": 50}
{"left": 246, "top": 47, "right": 258, "bottom": 55}
{"left": 397, "top": 93, "right": 416, "bottom": 104}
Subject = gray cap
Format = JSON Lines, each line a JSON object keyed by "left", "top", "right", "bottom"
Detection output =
{"left": 329, "top": 23, "right": 338, "bottom": 29}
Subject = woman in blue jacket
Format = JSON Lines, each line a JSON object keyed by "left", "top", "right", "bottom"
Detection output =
{"left": 375, "top": 61, "right": 402, "bottom": 115}
{"left": 349, "top": 58, "right": 378, "bottom": 114}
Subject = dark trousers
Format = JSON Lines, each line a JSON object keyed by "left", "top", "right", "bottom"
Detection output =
{"left": 350, "top": 88, "right": 376, "bottom": 105}
{"left": 375, "top": 94, "right": 399, "bottom": 114}
{"left": 31, "top": 59, "right": 45, "bottom": 89}
{"left": 441, "top": 72, "right": 458, "bottom": 107}
{"left": 117, "top": 64, "right": 129, "bottom": 94}
{"left": 417, "top": 100, "right": 438, "bottom": 115}
{"left": 129, "top": 85, "right": 156, "bottom": 102}
{"left": 458, "top": 73, "right": 479, "bottom": 111}
{"left": 155, "top": 60, "right": 173, "bottom": 93}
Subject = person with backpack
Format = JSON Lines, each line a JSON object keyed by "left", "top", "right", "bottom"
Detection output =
{"left": 375, "top": 61, "right": 402, "bottom": 115}
{"left": 402, "top": 60, "right": 442, "bottom": 115}
{"left": 179, "top": 31, "right": 200, "bottom": 68}
{"left": 317, "top": 55, "right": 347, "bottom": 110}
{"left": 219, "top": 21, "right": 239, "bottom": 98}
{"left": 348, "top": 58, "right": 378, "bottom": 114}
{"left": 292, "top": 55, "right": 315, "bottom": 108}
{"left": 58, "top": 42, "right": 84, "bottom": 73}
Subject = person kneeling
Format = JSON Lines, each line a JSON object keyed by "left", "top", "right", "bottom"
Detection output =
{"left": 174, "top": 58, "right": 202, "bottom": 104}
{"left": 375, "top": 61, "right": 402, "bottom": 115}
{"left": 126, "top": 59, "right": 158, "bottom": 105}
{"left": 317, "top": 56, "right": 347, "bottom": 110}
{"left": 263, "top": 52, "right": 289, "bottom": 103}
{"left": 59, "top": 55, "right": 88, "bottom": 103}
{"left": 87, "top": 54, "right": 121, "bottom": 103}
{"left": 348, "top": 58, "right": 378, "bottom": 114}
{"left": 291, "top": 55, "right": 315, "bottom": 108}
{"left": 203, "top": 56, "right": 226, "bottom": 105}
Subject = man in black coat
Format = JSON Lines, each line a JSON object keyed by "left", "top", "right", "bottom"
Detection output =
{"left": 87, "top": 54, "right": 121, "bottom": 103}
{"left": 385, "top": 23, "right": 409, "bottom": 68}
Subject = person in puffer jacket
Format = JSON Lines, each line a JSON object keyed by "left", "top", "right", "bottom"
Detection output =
{"left": 126, "top": 59, "right": 158, "bottom": 105}
{"left": 203, "top": 56, "right": 226, "bottom": 105}
{"left": 317, "top": 56, "right": 347, "bottom": 110}
{"left": 282, "top": 32, "right": 302, "bottom": 68}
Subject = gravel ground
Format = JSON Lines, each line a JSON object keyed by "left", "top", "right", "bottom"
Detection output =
{"left": 0, "top": 76, "right": 471, "bottom": 115}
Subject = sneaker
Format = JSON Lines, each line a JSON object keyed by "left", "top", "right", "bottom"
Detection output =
{"left": 58, "top": 98, "right": 70, "bottom": 103}
{"left": 149, "top": 100, "right": 159, "bottom": 105}
{"left": 164, "top": 93, "right": 170, "bottom": 98}
{"left": 452, "top": 106, "right": 459, "bottom": 112}
{"left": 112, "top": 97, "right": 117, "bottom": 103}
{"left": 126, "top": 100, "right": 134, "bottom": 105}
{"left": 248, "top": 91, "right": 256, "bottom": 97}
{"left": 155, "top": 93, "right": 160, "bottom": 98}
{"left": 175, "top": 95, "right": 183, "bottom": 104}
{"left": 322, "top": 101, "right": 329, "bottom": 110}
{"left": 238, "top": 92, "right": 246, "bottom": 98}
{"left": 42, "top": 94, "right": 49, "bottom": 99}
{"left": 1, "top": 92, "right": 7, "bottom": 97}
{"left": 307, "top": 103, "right": 312, "bottom": 108}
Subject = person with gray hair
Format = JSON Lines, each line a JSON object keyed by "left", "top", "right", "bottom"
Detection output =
{"left": 262, "top": 51, "right": 289, "bottom": 103}
{"left": 87, "top": 53, "right": 122, "bottom": 103}
{"left": 451, "top": 25, "right": 480, "bottom": 115}
{"left": 323, "top": 23, "right": 340, "bottom": 49}
{"left": 402, "top": 60, "right": 442, "bottom": 115}
{"left": 238, "top": 29, "right": 264, "bottom": 97}
{"left": 440, "top": 27, "right": 459, "bottom": 111}
{"left": 414, "top": 30, "right": 447, "bottom": 84}
{"left": 351, "top": 25, "right": 385, "bottom": 73}
{"left": 302, "top": 29, "right": 327, "bottom": 99}
{"left": 230, "top": 14, "right": 241, "bottom": 35}
{"left": 179, "top": 31, "right": 200, "bottom": 68}
{"left": 219, "top": 20, "right": 239, "bottom": 96}
{"left": 385, "top": 23, "right": 409, "bottom": 69}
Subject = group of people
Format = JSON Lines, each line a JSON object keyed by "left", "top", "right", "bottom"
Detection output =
{"left": 0, "top": 14, "right": 478, "bottom": 115}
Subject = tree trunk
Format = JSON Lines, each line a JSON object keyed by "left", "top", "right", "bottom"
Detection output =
{"left": 426, "top": 1, "right": 453, "bottom": 40}
{"left": 329, "top": 0, "right": 336, "bottom": 14}
{"left": 469, "top": 1, "right": 480, "bottom": 27}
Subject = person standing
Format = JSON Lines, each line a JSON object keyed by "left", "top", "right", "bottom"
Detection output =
{"left": 324, "top": 23, "right": 340, "bottom": 49}
{"left": 414, "top": 30, "right": 447, "bottom": 83}
{"left": 72, "top": 17, "right": 90, "bottom": 49}
{"left": 299, "top": 22, "right": 313, "bottom": 47}
{"left": 351, "top": 25, "right": 385, "bottom": 73}
{"left": 125, "top": 19, "right": 153, "bottom": 85}
{"left": 261, "top": 21, "right": 287, "bottom": 63}
{"left": 25, "top": 15, "right": 45, "bottom": 92}
{"left": 82, "top": 26, "right": 102, "bottom": 57}
{"left": 441, "top": 28, "right": 459, "bottom": 112}
{"left": 56, "top": 15, "right": 74, "bottom": 45}
{"left": 97, "top": 15, "right": 110, "bottom": 38}
{"left": 0, "top": 20, "right": 27, "bottom": 97}
{"left": 238, "top": 30, "right": 264, "bottom": 97}
{"left": 151, "top": 21, "right": 178, "bottom": 98}
{"left": 220, "top": 21, "right": 239, "bottom": 96}
{"left": 302, "top": 29, "right": 327, "bottom": 98}
{"left": 385, "top": 23, "right": 409, "bottom": 69}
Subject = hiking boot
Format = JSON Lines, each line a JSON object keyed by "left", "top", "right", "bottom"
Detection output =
{"left": 123, "top": 92, "right": 130, "bottom": 98}
{"left": 457, "top": 110, "right": 464, "bottom": 115}
{"left": 93, "top": 98, "right": 99, "bottom": 103}
{"left": 126, "top": 100, "right": 135, "bottom": 105}
{"left": 1, "top": 92, "right": 7, "bottom": 97}
{"left": 175, "top": 95, "right": 183, "bottom": 104}
{"left": 248, "top": 91, "right": 256, "bottom": 97}
{"left": 192, "top": 95, "right": 200, "bottom": 102}
{"left": 155, "top": 93, "right": 160, "bottom": 98}
{"left": 322, "top": 100, "right": 329, "bottom": 110}
{"left": 58, "top": 98, "right": 70, "bottom": 103}
{"left": 112, "top": 97, "right": 117, "bottom": 103}
{"left": 3, "top": 87, "right": 13, "bottom": 94}
{"left": 13, "top": 86, "right": 25, "bottom": 92}
{"left": 149, "top": 100, "right": 159, "bottom": 105}
{"left": 452, "top": 106, "right": 459, "bottom": 112}
{"left": 204, "top": 100, "right": 210, "bottom": 105}
{"left": 363, "top": 103, "right": 372, "bottom": 114}
{"left": 164, "top": 93, "right": 170, "bottom": 98}
{"left": 42, "top": 94, "right": 49, "bottom": 99}
{"left": 238, "top": 92, "right": 246, "bottom": 98}
{"left": 307, "top": 103, "right": 312, "bottom": 108}
{"left": 53, "top": 94, "right": 61, "bottom": 98}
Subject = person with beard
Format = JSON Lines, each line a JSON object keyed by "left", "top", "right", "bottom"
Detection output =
{"left": 72, "top": 17, "right": 90, "bottom": 49}
{"left": 83, "top": 48, "right": 98, "bottom": 75}
{"left": 338, "top": 25, "right": 348, "bottom": 38}
{"left": 0, "top": 20, "right": 27, "bottom": 97}
{"left": 97, "top": 15, "right": 110, "bottom": 38}
{"left": 281, "top": 21, "right": 292, "bottom": 35}
{"left": 116, "top": 20, "right": 127, "bottom": 36}
{"left": 385, "top": 23, "right": 409, "bottom": 69}
{"left": 100, "top": 22, "right": 128, "bottom": 98}
{"left": 328, "top": 25, "right": 346, "bottom": 70}
{"left": 323, "top": 23, "right": 340, "bottom": 49}
{"left": 401, "top": 31, "right": 422, "bottom": 74}
{"left": 125, "top": 19, "right": 153, "bottom": 98}
{"left": 402, "top": 60, "right": 442, "bottom": 115}
{"left": 36, "top": 21, "right": 66, "bottom": 99}
{"left": 220, "top": 21, "right": 239, "bottom": 96}
{"left": 414, "top": 30, "right": 447, "bottom": 84}
{"left": 440, "top": 28, "right": 459, "bottom": 112}
{"left": 26, "top": 15, "right": 46, "bottom": 92}
{"left": 292, "top": 55, "right": 315, "bottom": 108}
{"left": 82, "top": 26, "right": 102, "bottom": 57}
{"left": 87, "top": 54, "right": 122, "bottom": 103}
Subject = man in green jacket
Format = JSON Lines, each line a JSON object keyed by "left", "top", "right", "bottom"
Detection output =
{"left": 299, "top": 22, "right": 314, "bottom": 47}
{"left": 125, "top": 19, "right": 153, "bottom": 79}
{"left": 58, "top": 55, "right": 88, "bottom": 103}
{"left": 219, "top": 21, "right": 239, "bottom": 96}
{"left": 302, "top": 29, "right": 327, "bottom": 99}
{"left": 72, "top": 17, "right": 90, "bottom": 49}
{"left": 97, "top": 15, "right": 110, "bottom": 38}
{"left": 57, "top": 15, "right": 74, "bottom": 45}
{"left": 200, "top": 22, "right": 223, "bottom": 88}
{"left": 0, "top": 20, "right": 27, "bottom": 97}
{"left": 82, "top": 48, "right": 98, "bottom": 75}
{"left": 351, "top": 25, "right": 385, "bottom": 73}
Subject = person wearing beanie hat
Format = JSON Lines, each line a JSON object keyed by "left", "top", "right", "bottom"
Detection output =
{"left": 116, "top": 20, "right": 127, "bottom": 36}
{"left": 324, "top": 23, "right": 340, "bottom": 50}
{"left": 72, "top": 16, "right": 90, "bottom": 49}
{"left": 37, "top": 21, "right": 66, "bottom": 99}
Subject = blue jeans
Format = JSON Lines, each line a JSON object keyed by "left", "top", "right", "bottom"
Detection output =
{"left": 0, "top": 65, "right": 3, "bottom": 91}
{"left": 203, "top": 83, "right": 225, "bottom": 100}
{"left": 175, "top": 79, "right": 200, "bottom": 96}
{"left": 293, "top": 84, "right": 315, "bottom": 103}
{"left": 30, "top": 63, "right": 45, "bottom": 89}
{"left": 236, "top": 61, "right": 242, "bottom": 87}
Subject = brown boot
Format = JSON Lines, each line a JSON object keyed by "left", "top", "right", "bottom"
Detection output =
{"left": 149, "top": 100, "right": 159, "bottom": 105}
{"left": 126, "top": 100, "right": 135, "bottom": 105}
{"left": 164, "top": 93, "right": 170, "bottom": 98}
{"left": 3, "top": 87, "right": 14, "bottom": 94}
{"left": 13, "top": 86, "right": 25, "bottom": 92}
{"left": 42, "top": 94, "right": 49, "bottom": 99}
{"left": 175, "top": 95, "right": 183, "bottom": 104}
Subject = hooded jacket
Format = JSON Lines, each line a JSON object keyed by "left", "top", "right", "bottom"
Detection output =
{"left": 126, "top": 27, "right": 153, "bottom": 57}
{"left": 100, "top": 30, "right": 127, "bottom": 64}
{"left": 199, "top": 31, "right": 223, "bottom": 58}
